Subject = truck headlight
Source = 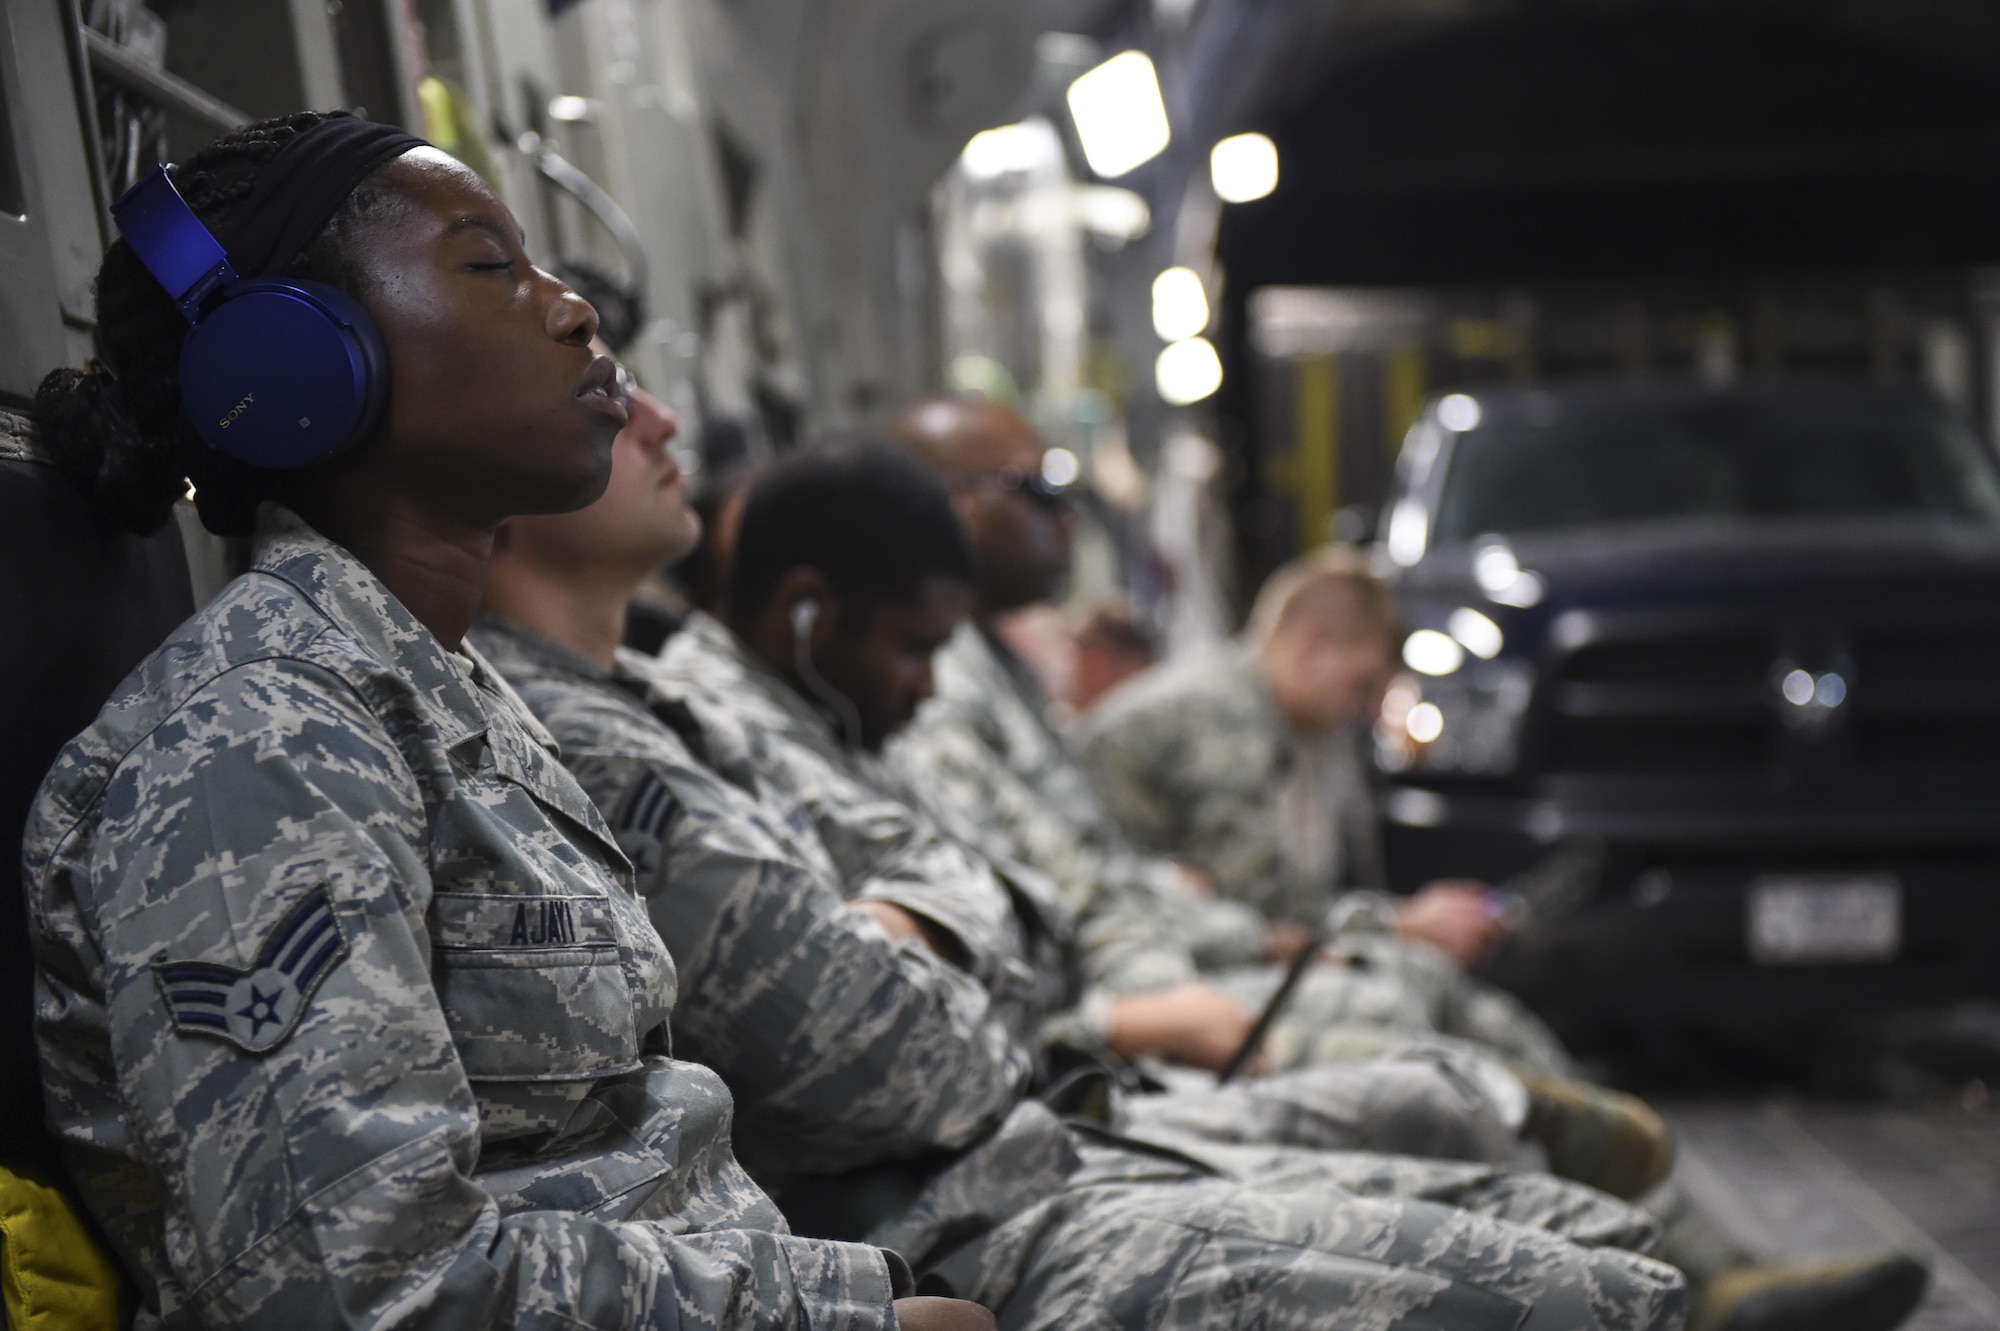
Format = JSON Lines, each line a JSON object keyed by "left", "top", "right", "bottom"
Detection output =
{"left": 1376, "top": 660, "right": 1535, "bottom": 776}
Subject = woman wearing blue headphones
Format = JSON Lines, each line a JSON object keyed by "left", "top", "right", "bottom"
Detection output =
{"left": 26, "top": 112, "right": 992, "bottom": 1331}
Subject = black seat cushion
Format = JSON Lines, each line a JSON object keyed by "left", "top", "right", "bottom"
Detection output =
{"left": 1, "top": 453, "right": 193, "bottom": 1172}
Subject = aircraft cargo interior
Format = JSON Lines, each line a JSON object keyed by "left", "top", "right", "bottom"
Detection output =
{"left": 1, "top": 2, "right": 1995, "bottom": 1329}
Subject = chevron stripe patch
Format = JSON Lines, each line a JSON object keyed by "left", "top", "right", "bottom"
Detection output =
{"left": 153, "top": 887, "right": 348, "bottom": 1054}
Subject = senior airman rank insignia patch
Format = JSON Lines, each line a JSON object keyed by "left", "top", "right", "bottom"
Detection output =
{"left": 613, "top": 770, "right": 681, "bottom": 880}
{"left": 153, "top": 887, "right": 347, "bottom": 1054}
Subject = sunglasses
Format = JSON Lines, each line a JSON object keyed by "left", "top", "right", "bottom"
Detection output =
{"left": 939, "top": 465, "right": 1074, "bottom": 508}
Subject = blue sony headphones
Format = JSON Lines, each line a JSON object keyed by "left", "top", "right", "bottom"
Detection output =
{"left": 111, "top": 165, "right": 389, "bottom": 470}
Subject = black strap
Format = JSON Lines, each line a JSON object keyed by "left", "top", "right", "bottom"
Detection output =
{"left": 1216, "top": 928, "right": 1327, "bottom": 1085}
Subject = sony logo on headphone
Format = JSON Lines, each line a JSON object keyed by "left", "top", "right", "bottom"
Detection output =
{"left": 217, "top": 392, "right": 255, "bottom": 430}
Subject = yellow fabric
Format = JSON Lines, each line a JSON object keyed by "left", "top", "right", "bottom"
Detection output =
{"left": 417, "top": 75, "right": 501, "bottom": 189}
{"left": 0, "top": 1166, "right": 120, "bottom": 1331}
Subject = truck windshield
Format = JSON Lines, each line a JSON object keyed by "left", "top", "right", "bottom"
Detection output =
{"left": 1432, "top": 390, "right": 2000, "bottom": 541}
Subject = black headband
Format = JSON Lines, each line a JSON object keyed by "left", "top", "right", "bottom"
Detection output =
{"left": 208, "top": 113, "right": 427, "bottom": 279}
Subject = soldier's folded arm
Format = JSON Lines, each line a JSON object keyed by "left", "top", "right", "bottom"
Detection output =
{"left": 565, "top": 743, "right": 1034, "bottom": 1172}
{"left": 31, "top": 665, "right": 907, "bottom": 1331}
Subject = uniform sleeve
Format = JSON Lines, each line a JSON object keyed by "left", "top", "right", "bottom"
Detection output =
{"left": 1078, "top": 695, "right": 1297, "bottom": 912}
{"left": 1074, "top": 697, "right": 1188, "bottom": 856}
{"left": 801, "top": 780, "right": 1029, "bottom": 993}
{"left": 27, "top": 660, "right": 900, "bottom": 1331}
{"left": 564, "top": 738, "right": 1034, "bottom": 1179}
{"left": 889, "top": 722, "right": 1199, "bottom": 997}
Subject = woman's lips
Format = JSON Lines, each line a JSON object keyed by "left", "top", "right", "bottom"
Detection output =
{"left": 575, "top": 354, "right": 630, "bottom": 425}
{"left": 577, "top": 383, "right": 631, "bottom": 426}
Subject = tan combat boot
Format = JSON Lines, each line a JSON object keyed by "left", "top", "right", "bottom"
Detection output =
{"left": 1514, "top": 1067, "right": 1676, "bottom": 1200}
{"left": 1696, "top": 1253, "right": 1929, "bottom": 1331}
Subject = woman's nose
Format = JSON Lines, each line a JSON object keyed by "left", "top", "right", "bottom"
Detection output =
{"left": 543, "top": 270, "right": 600, "bottom": 346}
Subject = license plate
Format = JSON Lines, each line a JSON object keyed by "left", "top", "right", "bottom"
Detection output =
{"left": 1748, "top": 875, "right": 1901, "bottom": 965}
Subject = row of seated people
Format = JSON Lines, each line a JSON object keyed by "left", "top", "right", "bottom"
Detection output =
{"left": 3, "top": 110, "right": 1927, "bottom": 1331}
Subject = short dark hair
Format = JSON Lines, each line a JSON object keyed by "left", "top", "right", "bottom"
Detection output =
{"left": 728, "top": 434, "right": 974, "bottom": 625}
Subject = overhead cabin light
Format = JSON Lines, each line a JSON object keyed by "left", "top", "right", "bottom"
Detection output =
{"left": 960, "top": 121, "right": 1052, "bottom": 180}
{"left": 1155, "top": 336, "right": 1223, "bottom": 405}
{"left": 1437, "top": 393, "right": 1482, "bottom": 432}
{"left": 1210, "top": 132, "right": 1278, "bottom": 203}
{"left": 1405, "top": 702, "right": 1446, "bottom": 744}
{"left": 1473, "top": 542, "right": 1519, "bottom": 593}
{"left": 1403, "top": 628, "right": 1465, "bottom": 677}
{"left": 1385, "top": 498, "right": 1430, "bottom": 567}
{"left": 1152, "top": 267, "right": 1209, "bottom": 341}
{"left": 1447, "top": 607, "right": 1503, "bottom": 660}
{"left": 1490, "top": 571, "right": 1545, "bottom": 609}
{"left": 1473, "top": 539, "right": 1546, "bottom": 608}
{"left": 1066, "top": 51, "right": 1171, "bottom": 178}
{"left": 1041, "top": 447, "right": 1081, "bottom": 488}
{"left": 547, "top": 95, "right": 598, "bottom": 123}
{"left": 1074, "top": 185, "right": 1151, "bottom": 241}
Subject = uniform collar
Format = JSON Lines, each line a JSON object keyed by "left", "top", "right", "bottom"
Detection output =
{"left": 249, "top": 504, "right": 557, "bottom": 756}
{"left": 471, "top": 612, "right": 617, "bottom": 686}
{"left": 470, "top": 612, "right": 673, "bottom": 730}
{"left": 675, "top": 610, "right": 849, "bottom": 756}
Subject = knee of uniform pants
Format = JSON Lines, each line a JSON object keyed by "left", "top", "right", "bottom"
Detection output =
{"left": 1379, "top": 1036, "right": 1534, "bottom": 1133}
{"left": 994, "top": 1182, "right": 1687, "bottom": 1331}
{"left": 1296, "top": 1154, "right": 1664, "bottom": 1254}
{"left": 1123, "top": 1056, "right": 1520, "bottom": 1163}
{"left": 1363, "top": 1194, "right": 1688, "bottom": 1331}
{"left": 1159, "top": 1232, "right": 1685, "bottom": 1331}
{"left": 1312, "top": 1056, "right": 1524, "bottom": 1163}
{"left": 1453, "top": 987, "right": 1583, "bottom": 1082}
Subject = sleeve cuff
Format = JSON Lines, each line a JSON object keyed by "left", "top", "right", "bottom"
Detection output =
{"left": 1326, "top": 889, "right": 1402, "bottom": 936}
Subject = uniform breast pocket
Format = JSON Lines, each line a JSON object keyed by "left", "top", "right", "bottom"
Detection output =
{"left": 431, "top": 892, "right": 641, "bottom": 1081}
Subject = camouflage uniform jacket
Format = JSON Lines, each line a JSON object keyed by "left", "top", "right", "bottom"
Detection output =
{"left": 468, "top": 615, "right": 1034, "bottom": 1190}
{"left": 487, "top": 627, "right": 1691, "bottom": 1331}
{"left": 1077, "top": 643, "right": 1390, "bottom": 926}
{"left": 657, "top": 613, "right": 1090, "bottom": 1046}
{"left": 891, "top": 623, "right": 1271, "bottom": 985}
{"left": 23, "top": 507, "right": 904, "bottom": 1331}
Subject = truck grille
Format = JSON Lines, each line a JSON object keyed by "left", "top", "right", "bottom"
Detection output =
{"left": 1540, "top": 614, "right": 2000, "bottom": 782}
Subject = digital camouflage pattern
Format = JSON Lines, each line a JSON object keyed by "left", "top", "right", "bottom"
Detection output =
{"left": 475, "top": 619, "right": 1549, "bottom": 1178}
{"left": 468, "top": 615, "right": 1032, "bottom": 1188}
{"left": 890, "top": 623, "right": 1268, "bottom": 988}
{"left": 484, "top": 614, "right": 1690, "bottom": 1331}
{"left": 661, "top": 612, "right": 1074, "bottom": 1048}
{"left": 1075, "top": 643, "right": 1577, "bottom": 1076}
{"left": 23, "top": 508, "right": 905, "bottom": 1331}
{"left": 898, "top": 625, "right": 1577, "bottom": 1078}
{"left": 1077, "top": 642, "right": 1385, "bottom": 923}
{"left": 647, "top": 613, "right": 1554, "bottom": 1149}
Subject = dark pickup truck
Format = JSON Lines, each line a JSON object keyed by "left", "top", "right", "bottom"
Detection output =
{"left": 1372, "top": 380, "right": 2000, "bottom": 1052}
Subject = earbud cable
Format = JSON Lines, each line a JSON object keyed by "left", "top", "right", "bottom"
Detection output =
{"left": 794, "top": 621, "right": 865, "bottom": 750}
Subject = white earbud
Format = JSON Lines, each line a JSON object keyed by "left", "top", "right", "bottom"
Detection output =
{"left": 787, "top": 596, "right": 861, "bottom": 748}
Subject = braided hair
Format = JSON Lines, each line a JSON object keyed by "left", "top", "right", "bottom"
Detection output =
{"left": 35, "top": 112, "right": 395, "bottom": 536}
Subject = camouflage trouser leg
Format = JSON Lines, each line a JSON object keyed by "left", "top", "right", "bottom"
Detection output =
{"left": 1211, "top": 935, "right": 1580, "bottom": 1080}
{"left": 1121, "top": 1040, "right": 1534, "bottom": 1166}
{"left": 1209, "top": 960, "right": 1442, "bottom": 1072}
{"left": 1152, "top": 1140, "right": 1664, "bottom": 1253}
{"left": 1640, "top": 1178, "right": 1759, "bottom": 1291}
{"left": 968, "top": 1146, "right": 1688, "bottom": 1331}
